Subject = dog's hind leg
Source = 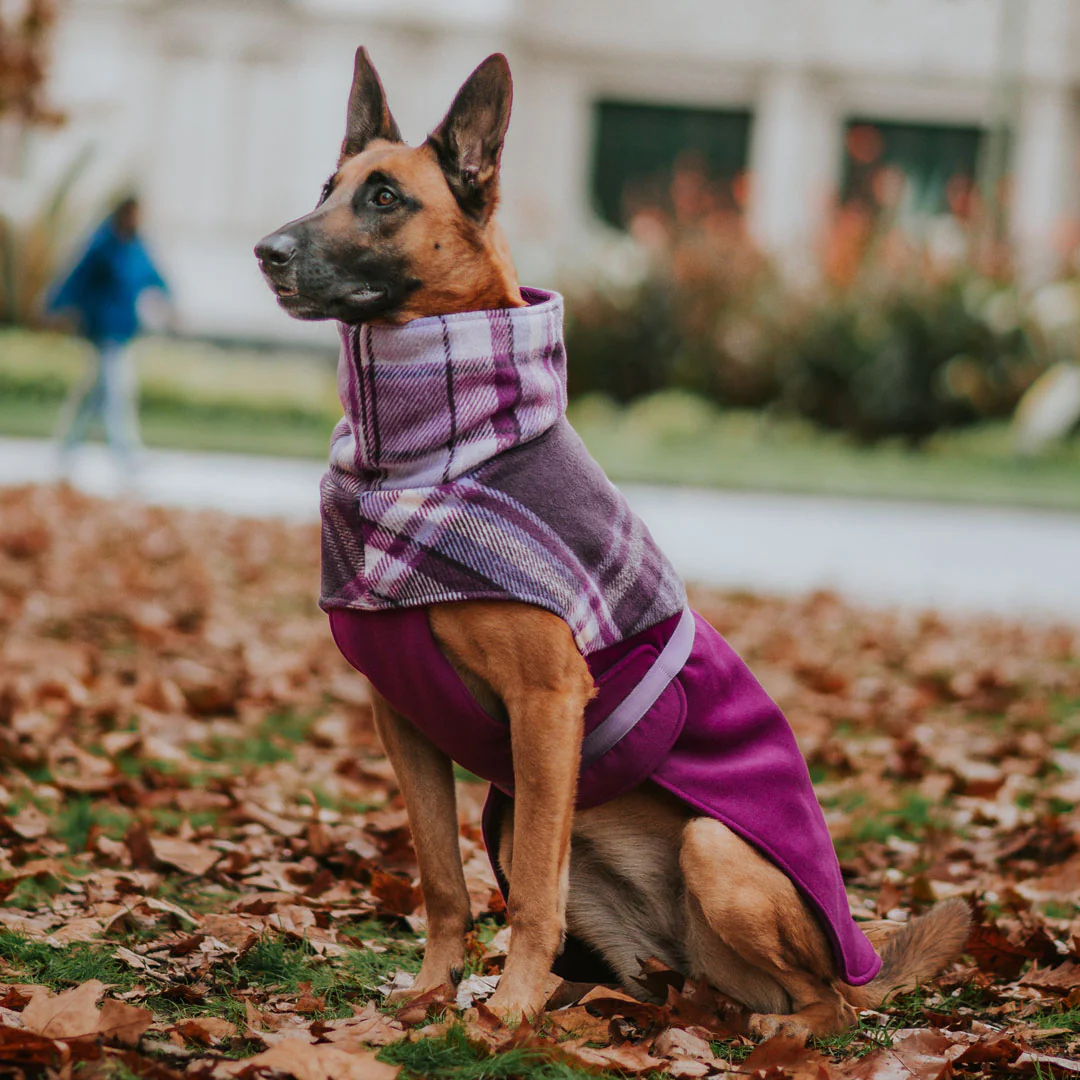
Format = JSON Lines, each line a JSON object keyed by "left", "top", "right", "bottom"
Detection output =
{"left": 370, "top": 691, "right": 472, "bottom": 999}
{"left": 680, "top": 817, "right": 857, "bottom": 1041}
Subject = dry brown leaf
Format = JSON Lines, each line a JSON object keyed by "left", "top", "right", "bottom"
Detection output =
{"left": 319, "top": 1002, "right": 405, "bottom": 1048}
{"left": 8, "top": 804, "right": 50, "bottom": 839}
{"left": 213, "top": 1037, "right": 400, "bottom": 1080}
{"left": 43, "top": 917, "right": 106, "bottom": 946}
{"left": 1016, "top": 1050, "right": 1080, "bottom": 1074}
{"left": 652, "top": 1025, "right": 720, "bottom": 1063}
{"left": 20, "top": 980, "right": 107, "bottom": 1040}
{"left": 19, "top": 989, "right": 151, "bottom": 1045}
{"left": 842, "top": 1029, "right": 972, "bottom": 1080}
{"left": 545, "top": 1004, "right": 612, "bottom": 1043}
{"left": 561, "top": 1039, "right": 665, "bottom": 1075}
{"left": 394, "top": 985, "right": 454, "bottom": 1028}
{"left": 200, "top": 913, "right": 261, "bottom": 953}
{"left": 369, "top": 868, "right": 421, "bottom": 916}
{"left": 744, "top": 1033, "right": 832, "bottom": 1079}
{"left": 177, "top": 1017, "right": 239, "bottom": 1046}
{"left": 20, "top": 982, "right": 151, "bottom": 1047}
{"left": 47, "top": 739, "right": 123, "bottom": 794}
{"left": 0, "top": 1026, "right": 64, "bottom": 1069}
{"left": 149, "top": 836, "right": 221, "bottom": 876}
{"left": 142, "top": 895, "right": 201, "bottom": 926}
{"left": 1020, "top": 961, "right": 1080, "bottom": 992}
{"left": 95, "top": 999, "right": 153, "bottom": 1046}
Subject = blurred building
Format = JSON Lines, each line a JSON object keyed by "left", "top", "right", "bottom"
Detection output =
{"left": 14, "top": 0, "right": 1080, "bottom": 342}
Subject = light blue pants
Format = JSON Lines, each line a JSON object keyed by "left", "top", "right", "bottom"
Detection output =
{"left": 55, "top": 342, "right": 141, "bottom": 466}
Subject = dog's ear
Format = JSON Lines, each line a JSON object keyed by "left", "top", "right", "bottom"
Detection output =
{"left": 426, "top": 54, "right": 512, "bottom": 223}
{"left": 339, "top": 46, "right": 402, "bottom": 164}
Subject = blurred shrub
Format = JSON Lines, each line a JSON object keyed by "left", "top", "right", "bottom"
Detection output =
{"left": 782, "top": 274, "right": 1043, "bottom": 444}
{"left": 565, "top": 207, "right": 782, "bottom": 409}
{"left": 563, "top": 173, "right": 1050, "bottom": 443}
{"left": 0, "top": 146, "right": 92, "bottom": 326}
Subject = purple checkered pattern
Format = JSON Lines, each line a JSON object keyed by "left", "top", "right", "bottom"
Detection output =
{"left": 319, "top": 288, "right": 685, "bottom": 655}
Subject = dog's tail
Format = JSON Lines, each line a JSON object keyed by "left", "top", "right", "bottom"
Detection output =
{"left": 845, "top": 898, "right": 971, "bottom": 1009}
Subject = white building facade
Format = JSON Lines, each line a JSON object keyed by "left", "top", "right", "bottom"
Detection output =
{"left": 11, "top": 0, "right": 1080, "bottom": 343}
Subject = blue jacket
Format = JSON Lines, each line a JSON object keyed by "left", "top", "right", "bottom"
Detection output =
{"left": 47, "top": 219, "right": 169, "bottom": 346}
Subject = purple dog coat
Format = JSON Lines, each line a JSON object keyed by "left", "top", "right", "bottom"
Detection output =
{"left": 331, "top": 605, "right": 881, "bottom": 987}
{"left": 319, "top": 288, "right": 686, "bottom": 655}
{"left": 321, "top": 289, "right": 881, "bottom": 988}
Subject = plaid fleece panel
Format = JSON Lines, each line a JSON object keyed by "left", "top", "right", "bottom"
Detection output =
{"left": 320, "top": 289, "right": 685, "bottom": 655}
{"left": 335, "top": 292, "right": 566, "bottom": 490}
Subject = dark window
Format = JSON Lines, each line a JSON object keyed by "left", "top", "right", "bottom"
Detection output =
{"left": 591, "top": 100, "right": 752, "bottom": 227}
{"left": 842, "top": 119, "right": 984, "bottom": 216}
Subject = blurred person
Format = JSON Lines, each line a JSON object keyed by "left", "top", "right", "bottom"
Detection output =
{"left": 46, "top": 195, "right": 171, "bottom": 480}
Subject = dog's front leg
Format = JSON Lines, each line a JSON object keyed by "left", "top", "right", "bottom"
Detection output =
{"left": 370, "top": 690, "right": 471, "bottom": 998}
{"left": 486, "top": 680, "right": 585, "bottom": 1019}
{"left": 429, "top": 601, "right": 593, "bottom": 1022}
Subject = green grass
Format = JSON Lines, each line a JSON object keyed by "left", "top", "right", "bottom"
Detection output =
{"left": 2, "top": 329, "right": 1080, "bottom": 511}
{"left": 55, "top": 797, "right": 135, "bottom": 854}
{"left": 175, "top": 930, "right": 424, "bottom": 1019}
{"left": 710, "top": 1040, "right": 753, "bottom": 1064}
{"left": 2, "top": 857, "right": 95, "bottom": 909}
{"left": 0, "top": 329, "right": 338, "bottom": 458}
{"left": 378, "top": 1026, "right": 609, "bottom": 1080}
{"left": 0, "top": 933, "right": 141, "bottom": 991}
{"left": 568, "top": 392, "right": 1080, "bottom": 513}
{"left": 190, "top": 711, "right": 317, "bottom": 768}
{"left": 0, "top": 925, "right": 423, "bottom": 1022}
{"left": 1031, "top": 1009, "right": 1080, "bottom": 1032}
{"left": 826, "top": 789, "right": 957, "bottom": 865}
{"left": 850, "top": 792, "right": 952, "bottom": 844}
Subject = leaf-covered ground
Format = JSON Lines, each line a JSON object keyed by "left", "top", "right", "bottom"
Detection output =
{"left": 2, "top": 483, "right": 1080, "bottom": 1080}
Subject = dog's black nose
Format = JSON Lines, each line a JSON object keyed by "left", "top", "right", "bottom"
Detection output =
{"left": 255, "top": 232, "right": 298, "bottom": 267}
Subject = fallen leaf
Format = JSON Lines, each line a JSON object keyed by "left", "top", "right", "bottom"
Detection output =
{"left": 96, "top": 999, "right": 153, "bottom": 1046}
{"left": 843, "top": 1029, "right": 971, "bottom": 1080}
{"left": 21, "top": 980, "right": 106, "bottom": 1040}
{"left": 150, "top": 836, "right": 221, "bottom": 876}
{"left": 561, "top": 1039, "right": 665, "bottom": 1075}
{"left": 177, "top": 1017, "right": 238, "bottom": 1046}
{"left": 0, "top": 1026, "right": 64, "bottom": 1069}
{"left": 653, "top": 1025, "right": 719, "bottom": 1063}
{"left": 319, "top": 1002, "right": 404, "bottom": 1048}
{"left": 213, "top": 1037, "right": 399, "bottom": 1080}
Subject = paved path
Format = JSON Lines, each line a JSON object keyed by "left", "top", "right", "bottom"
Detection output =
{"left": 2, "top": 437, "right": 1077, "bottom": 623}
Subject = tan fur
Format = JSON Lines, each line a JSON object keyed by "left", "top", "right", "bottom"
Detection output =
{"left": 428, "top": 602, "right": 594, "bottom": 1015}
{"left": 845, "top": 899, "right": 972, "bottom": 1011}
{"left": 371, "top": 692, "right": 471, "bottom": 999}
{"left": 519, "top": 786, "right": 968, "bottom": 1038}
{"left": 314, "top": 54, "right": 971, "bottom": 1033}
{"left": 328, "top": 143, "right": 523, "bottom": 323}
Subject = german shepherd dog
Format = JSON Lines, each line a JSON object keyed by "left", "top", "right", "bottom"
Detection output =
{"left": 255, "top": 49, "right": 969, "bottom": 1038}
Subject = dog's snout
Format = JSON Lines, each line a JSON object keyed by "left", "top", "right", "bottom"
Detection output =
{"left": 255, "top": 232, "right": 298, "bottom": 268}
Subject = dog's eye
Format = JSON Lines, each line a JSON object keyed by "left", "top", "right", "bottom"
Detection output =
{"left": 372, "top": 187, "right": 398, "bottom": 208}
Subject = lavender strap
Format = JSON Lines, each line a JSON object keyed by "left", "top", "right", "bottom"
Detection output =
{"left": 580, "top": 606, "right": 696, "bottom": 770}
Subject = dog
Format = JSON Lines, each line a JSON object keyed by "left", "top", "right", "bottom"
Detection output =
{"left": 255, "top": 48, "right": 970, "bottom": 1039}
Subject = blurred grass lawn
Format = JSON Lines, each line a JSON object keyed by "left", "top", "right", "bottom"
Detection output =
{"left": 2, "top": 328, "right": 1079, "bottom": 511}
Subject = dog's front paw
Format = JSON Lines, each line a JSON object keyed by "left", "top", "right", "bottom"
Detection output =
{"left": 387, "top": 963, "right": 463, "bottom": 1005}
{"left": 484, "top": 982, "right": 547, "bottom": 1026}
{"left": 748, "top": 1013, "right": 812, "bottom": 1043}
